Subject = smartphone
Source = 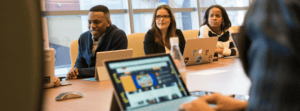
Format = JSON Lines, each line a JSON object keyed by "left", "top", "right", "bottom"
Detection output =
{"left": 60, "top": 82, "right": 72, "bottom": 86}
{"left": 190, "top": 90, "right": 249, "bottom": 101}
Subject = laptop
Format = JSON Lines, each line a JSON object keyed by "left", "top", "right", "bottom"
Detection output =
{"left": 231, "top": 33, "right": 241, "bottom": 52}
{"left": 104, "top": 54, "right": 198, "bottom": 111}
{"left": 95, "top": 49, "right": 133, "bottom": 81}
{"left": 183, "top": 37, "right": 218, "bottom": 66}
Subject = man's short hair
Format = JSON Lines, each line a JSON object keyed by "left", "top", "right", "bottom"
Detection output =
{"left": 89, "top": 5, "right": 110, "bottom": 19}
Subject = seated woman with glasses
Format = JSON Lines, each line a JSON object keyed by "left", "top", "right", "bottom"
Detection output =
{"left": 198, "top": 5, "right": 237, "bottom": 58}
{"left": 144, "top": 5, "right": 185, "bottom": 55}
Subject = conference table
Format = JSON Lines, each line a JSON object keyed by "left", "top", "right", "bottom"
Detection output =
{"left": 42, "top": 58, "right": 251, "bottom": 111}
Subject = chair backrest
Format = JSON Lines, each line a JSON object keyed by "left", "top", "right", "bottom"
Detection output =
{"left": 127, "top": 33, "right": 146, "bottom": 57}
{"left": 182, "top": 30, "right": 199, "bottom": 40}
{"left": 231, "top": 26, "right": 240, "bottom": 33}
{"left": 70, "top": 39, "right": 79, "bottom": 68}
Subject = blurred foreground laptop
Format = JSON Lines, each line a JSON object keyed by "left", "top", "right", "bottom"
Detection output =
{"left": 2, "top": 0, "right": 44, "bottom": 110}
{"left": 183, "top": 37, "right": 218, "bottom": 66}
{"left": 104, "top": 54, "right": 198, "bottom": 111}
{"left": 95, "top": 49, "right": 133, "bottom": 81}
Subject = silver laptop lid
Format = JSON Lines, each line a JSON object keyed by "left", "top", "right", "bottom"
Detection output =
{"left": 95, "top": 49, "right": 133, "bottom": 81}
{"left": 183, "top": 37, "right": 218, "bottom": 65}
{"left": 96, "top": 49, "right": 133, "bottom": 67}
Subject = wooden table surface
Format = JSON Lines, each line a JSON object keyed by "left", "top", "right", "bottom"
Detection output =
{"left": 42, "top": 58, "right": 251, "bottom": 111}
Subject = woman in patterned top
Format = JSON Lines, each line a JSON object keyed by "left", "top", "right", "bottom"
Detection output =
{"left": 198, "top": 5, "right": 237, "bottom": 58}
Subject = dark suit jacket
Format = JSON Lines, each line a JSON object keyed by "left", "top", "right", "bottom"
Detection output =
{"left": 144, "top": 29, "right": 186, "bottom": 55}
{"left": 74, "top": 24, "right": 127, "bottom": 78}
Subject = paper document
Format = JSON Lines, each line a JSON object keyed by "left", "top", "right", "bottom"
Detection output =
{"left": 188, "top": 70, "right": 230, "bottom": 76}
{"left": 82, "top": 78, "right": 96, "bottom": 81}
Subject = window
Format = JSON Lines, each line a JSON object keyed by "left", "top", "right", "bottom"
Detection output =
{"left": 43, "top": 0, "right": 129, "bottom": 76}
{"left": 41, "top": 0, "right": 252, "bottom": 76}
{"left": 199, "top": 0, "right": 249, "bottom": 7}
{"left": 199, "top": 0, "right": 249, "bottom": 26}
{"left": 132, "top": 0, "right": 199, "bottom": 33}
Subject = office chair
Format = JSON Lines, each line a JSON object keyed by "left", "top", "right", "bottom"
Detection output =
{"left": 182, "top": 30, "right": 199, "bottom": 40}
{"left": 70, "top": 39, "right": 79, "bottom": 68}
{"left": 127, "top": 33, "right": 146, "bottom": 57}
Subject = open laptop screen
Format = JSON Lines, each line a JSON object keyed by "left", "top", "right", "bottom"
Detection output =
{"left": 105, "top": 54, "right": 189, "bottom": 110}
{"left": 231, "top": 33, "right": 240, "bottom": 52}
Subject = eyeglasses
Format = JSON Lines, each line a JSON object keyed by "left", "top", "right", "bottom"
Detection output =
{"left": 156, "top": 15, "right": 170, "bottom": 19}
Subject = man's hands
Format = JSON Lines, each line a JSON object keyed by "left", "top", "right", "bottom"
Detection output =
{"left": 53, "top": 76, "right": 61, "bottom": 87}
{"left": 180, "top": 93, "right": 247, "bottom": 111}
{"left": 179, "top": 98, "right": 214, "bottom": 111}
{"left": 201, "top": 93, "right": 247, "bottom": 111}
{"left": 67, "top": 67, "right": 79, "bottom": 79}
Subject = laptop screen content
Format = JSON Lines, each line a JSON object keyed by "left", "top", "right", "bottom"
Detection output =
{"left": 106, "top": 55, "right": 189, "bottom": 110}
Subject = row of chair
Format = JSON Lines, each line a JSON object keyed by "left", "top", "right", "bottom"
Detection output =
{"left": 70, "top": 26, "right": 240, "bottom": 68}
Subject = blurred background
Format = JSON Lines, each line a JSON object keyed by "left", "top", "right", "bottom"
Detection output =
{"left": 41, "top": 0, "right": 253, "bottom": 77}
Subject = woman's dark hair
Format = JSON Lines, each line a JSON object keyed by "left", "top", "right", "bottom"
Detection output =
{"left": 151, "top": 5, "right": 177, "bottom": 49}
{"left": 202, "top": 5, "right": 231, "bottom": 32}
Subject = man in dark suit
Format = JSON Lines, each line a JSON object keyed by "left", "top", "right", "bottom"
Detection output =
{"left": 67, "top": 5, "right": 127, "bottom": 79}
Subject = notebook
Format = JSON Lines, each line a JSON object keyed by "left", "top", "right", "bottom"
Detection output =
{"left": 104, "top": 54, "right": 198, "bottom": 111}
{"left": 95, "top": 49, "right": 133, "bottom": 81}
{"left": 183, "top": 37, "right": 218, "bottom": 66}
